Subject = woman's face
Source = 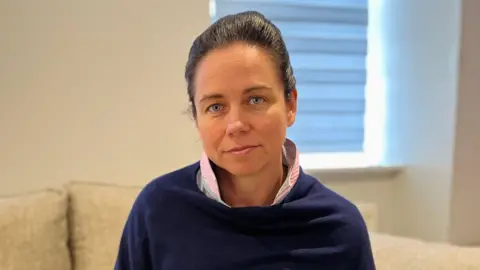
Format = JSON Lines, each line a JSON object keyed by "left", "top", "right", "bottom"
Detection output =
{"left": 193, "top": 42, "right": 297, "bottom": 176}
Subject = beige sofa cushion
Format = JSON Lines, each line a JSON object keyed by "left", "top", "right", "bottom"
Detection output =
{"left": 355, "top": 202, "right": 378, "bottom": 232}
{"left": 370, "top": 232, "right": 480, "bottom": 269}
{"left": 0, "top": 189, "right": 71, "bottom": 270}
{"left": 68, "top": 181, "right": 141, "bottom": 270}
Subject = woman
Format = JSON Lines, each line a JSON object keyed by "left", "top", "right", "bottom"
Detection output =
{"left": 115, "top": 11, "right": 375, "bottom": 270}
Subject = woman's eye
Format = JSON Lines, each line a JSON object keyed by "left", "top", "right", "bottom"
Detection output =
{"left": 207, "top": 104, "right": 223, "bottom": 113}
{"left": 249, "top": 96, "right": 265, "bottom": 105}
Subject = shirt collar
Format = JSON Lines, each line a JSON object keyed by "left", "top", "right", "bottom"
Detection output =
{"left": 197, "top": 138, "right": 300, "bottom": 206}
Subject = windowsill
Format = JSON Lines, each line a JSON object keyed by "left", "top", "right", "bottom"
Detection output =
{"left": 299, "top": 153, "right": 404, "bottom": 181}
{"left": 304, "top": 165, "right": 403, "bottom": 181}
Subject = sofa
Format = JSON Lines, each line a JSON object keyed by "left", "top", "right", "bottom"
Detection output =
{"left": 1, "top": 181, "right": 480, "bottom": 270}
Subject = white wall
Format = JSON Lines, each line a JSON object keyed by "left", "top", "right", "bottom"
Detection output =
{"left": 0, "top": 0, "right": 208, "bottom": 194}
{"left": 379, "top": 0, "right": 480, "bottom": 244}
{"left": 449, "top": 0, "right": 480, "bottom": 245}
{"left": 377, "top": 0, "right": 461, "bottom": 242}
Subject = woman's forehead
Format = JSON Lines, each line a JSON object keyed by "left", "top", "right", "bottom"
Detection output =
{"left": 194, "top": 44, "right": 280, "bottom": 95}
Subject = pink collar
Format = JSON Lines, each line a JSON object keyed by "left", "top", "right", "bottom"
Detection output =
{"left": 198, "top": 139, "right": 301, "bottom": 206}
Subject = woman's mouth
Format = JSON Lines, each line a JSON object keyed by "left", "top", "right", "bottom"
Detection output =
{"left": 227, "top": 145, "right": 259, "bottom": 156}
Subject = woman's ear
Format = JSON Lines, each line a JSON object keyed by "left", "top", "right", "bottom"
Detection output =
{"left": 286, "top": 89, "right": 298, "bottom": 127}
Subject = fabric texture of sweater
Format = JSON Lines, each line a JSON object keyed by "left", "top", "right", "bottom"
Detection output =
{"left": 115, "top": 162, "right": 376, "bottom": 270}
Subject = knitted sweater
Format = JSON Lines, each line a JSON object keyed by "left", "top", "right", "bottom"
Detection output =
{"left": 115, "top": 162, "right": 375, "bottom": 270}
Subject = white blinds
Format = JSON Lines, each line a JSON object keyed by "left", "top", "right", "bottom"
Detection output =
{"left": 212, "top": 0, "right": 368, "bottom": 153}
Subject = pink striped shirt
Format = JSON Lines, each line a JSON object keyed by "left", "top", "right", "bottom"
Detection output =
{"left": 197, "top": 139, "right": 300, "bottom": 206}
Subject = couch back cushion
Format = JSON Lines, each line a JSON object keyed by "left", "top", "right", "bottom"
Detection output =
{"left": 0, "top": 189, "right": 71, "bottom": 270}
{"left": 370, "top": 232, "right": 480, "bottom": 269}
{"left": 67, "top": 182, "right": 141, "bottom": 270}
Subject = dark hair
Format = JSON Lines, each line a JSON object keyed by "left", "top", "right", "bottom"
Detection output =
{"left": 184, "top": 11, "right": 296, "bottom": 118}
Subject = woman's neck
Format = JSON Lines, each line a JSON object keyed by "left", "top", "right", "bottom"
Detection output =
{"left": 216, "top": 161, "right": 287, "bottom": 207}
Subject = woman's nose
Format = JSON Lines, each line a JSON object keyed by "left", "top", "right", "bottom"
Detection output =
{"left": 226, "top": 120, "right": 249, "bottom": 135}
{"left": 225, "top": 107, "right": 250, "bottom": 136}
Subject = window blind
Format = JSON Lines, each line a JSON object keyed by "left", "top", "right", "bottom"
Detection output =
{"left": 212, "top": 0, "right": 368, "bottom": 153}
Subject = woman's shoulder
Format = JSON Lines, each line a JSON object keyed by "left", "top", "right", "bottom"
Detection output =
{"left": 147, "top": 161, "right": 200, "bottom": 188}
{"left": 133, "top": 161, "right": 201, "bottom": 206}
{"left": 294, "top": 173, "right": 372, "bottom": 250}
{"left": 295, "top": 171, "right": 368, "bottom": 228}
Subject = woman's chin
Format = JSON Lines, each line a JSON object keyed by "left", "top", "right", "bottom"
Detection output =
{"left": 223, "top": 162, "right": 263, "bottom": 177}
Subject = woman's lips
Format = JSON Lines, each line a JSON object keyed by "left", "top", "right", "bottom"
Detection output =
{"left": 227, "top": 145, "right": 259, "bottom": 156}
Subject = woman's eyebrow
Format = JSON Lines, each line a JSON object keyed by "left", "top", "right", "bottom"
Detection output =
{"left": 199, "top": 93, "right": 224, "bottom": 104}
{"left": 243, "top": 85, "right": 272, "bottom": 94}
{"left": 199, "top": 85, "right": 272, "bottom": 103}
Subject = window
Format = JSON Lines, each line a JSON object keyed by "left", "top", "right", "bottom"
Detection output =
{"left": 211, "top": 0, "right": 372, "bottom": 168}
